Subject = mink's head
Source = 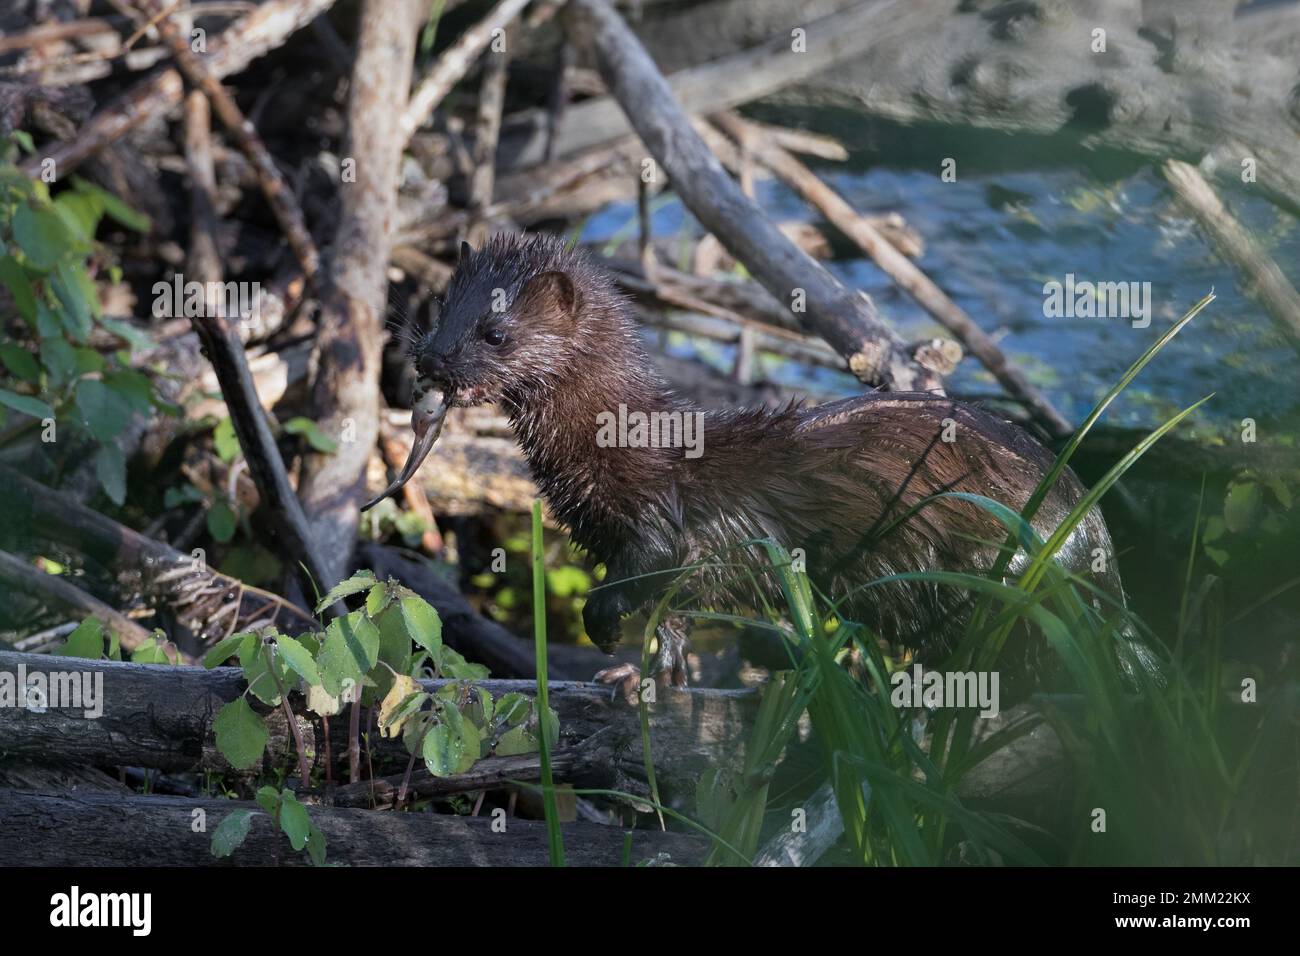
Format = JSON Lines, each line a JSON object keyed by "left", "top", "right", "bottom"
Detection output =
{"left": 414, "top": 233, "right": 594, "bottom": 408}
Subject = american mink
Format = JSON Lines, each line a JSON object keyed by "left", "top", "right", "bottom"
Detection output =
{"left": 371, "top": 233, "right": 1130, "bottom": 687}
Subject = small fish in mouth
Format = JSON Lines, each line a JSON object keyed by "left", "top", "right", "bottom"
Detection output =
{"left": 360, "top": 381, "right": 449, "bottom": 512}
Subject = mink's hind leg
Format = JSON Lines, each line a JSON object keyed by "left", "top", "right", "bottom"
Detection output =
{"left": 593, "top": 617, "right": 691, "bottom": 704}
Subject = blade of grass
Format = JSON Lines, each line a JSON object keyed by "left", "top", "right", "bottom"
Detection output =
{"left": 531, "top": 499, "right": 564, "bottom": 866}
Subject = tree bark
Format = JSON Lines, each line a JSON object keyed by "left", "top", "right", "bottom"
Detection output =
{"left": 297, "top": 0, "right": 423, "bottom": 589}
{"left": 0, "top": 650, "right": 758, "bottom": 801}
{"left": 0, "top": 788, "right": 706, "bottom": 866}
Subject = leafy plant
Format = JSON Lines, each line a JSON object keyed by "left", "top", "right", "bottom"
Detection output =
{"left": 0, "top": 146, "right": 160, "bottom": 504}
{"left": 203, "top": 572, "right": 558, "bottom": 787}
{"left": 210, "top": 785, "right": 326, "bottom": 865}
{"left": 53, "top": 616, "right": 184, "bottom": 664}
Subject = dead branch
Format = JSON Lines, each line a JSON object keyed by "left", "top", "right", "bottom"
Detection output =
{"left": 1163, "top": 159, "right": 1300, "bottom": 353}
{"left": 710, "top": 111, "right": 1072, "bottom": 437}
{"left": 563, "top": 0, "right": 943, "bottom": 392}
{"left": 0, "top": 549, "right": 159, "bottom": 655}
{"left": 20, "top": 0, "right": 338, "bottom": 180}
{"left": 0, "top": 465, "right": 315, "bottom": 646}
{"left": 466, "top": 24, "right": 513, "bottom": 246}
{"left": 141, "top": 0, "right": 322, "bottom": 282}
{"left": 400, "top": 0, "right": 533, "bottom": 143}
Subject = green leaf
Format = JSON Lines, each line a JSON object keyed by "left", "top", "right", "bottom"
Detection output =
{"left": 317, "top": 610, "right": 380, "bottom": 696}
{"left": 371, "top": 603, "right": 413, "bottom": 701}
{"left": 206, "top": 500, "right": 237, "bottom": 543}
{"left": 0, "top": 344, "right": 39, "bottom": 382}
{"left": 275, "top": 634, "right": 321, "bottom": 687}
{"left": 72, "top": 347, "right": 104, "bottom": 375}
{"left": 213, "top": 697, "right": 268, "bottom": 770}
{"left": 164, "top": 483, "right": 205, "bottom": 509}
{"left": 71, "top": 177, "right": 151, "bottom": 233}
{"left": 219, "top": 544, "right": 281, "bottom": 587}
{"left": 314, "top": 570, "right": 378, "bottom": 613}
{"left": 39, "top": 337, "right": 74, "bottom": 387}
{"left": 283, "top": 416, "right": 339, "bottom": 453}
{"left": 365, "top": 582, "right": 392, "bottom": 617}
{"left": 239, "top": 632, "right": 287, "bottom": 706}
{"left": 204, "top": 632, "right": 251, "bottom": 669}
{"left": 53, "top": 618, "right": 104, "bottom": 659}
{"left": 213, "top": 417, "right": 239, "bottom": 462}
{"left": 305, "top": 822, "right": 327, "bottom": 866}
{"left": 93, "top": 442, "right": 126, "bottom": 505}
{"left": 440, "top": 645, "right": 488, "bottom": 680}
{"left": 99, "top": 317, "right": 154, "bottom": 354}
{"left": 1223, "top": 481, "right": 1261, "bottom": 534}
{"left": 423, "top": 706, "right": 478, "bottom": 776}
{"left": 1264, "top": 476, "right": 1293, "bottom": 511}
{"left": 12, "top": 203, "right": 73, "bottom": 269}
{"left": 495, "top": 692, "right": 530, "bottom": 725}
{"left": 547, "top": 564, "right": 591, "bottom": 598}
{"left": 74, "top": 378, "right": 133, "bottom": 440}
{"left": 277, "top": 790, "right": 312, "bottom": 851}
{"left": 0, "top": 387, "right": 53, "bottom": 421}
{"left": 0, "top": 256, "right": 38, "bottom": 324}
{"left": 130, "top": 636, "right": 171, "bottom": 664}
{"left": 210, "top": 809, "right": 256, "bottom": 858}
{"left": 398, "top": 596, "right": 442, "bottom": 657}
{"left": 52, "top": 260, "right": 97, "bottom": 340}
{"left": 493, "top": 723, "right": 538, "bottom": 757}
{"left": 255, "top": 786, "right": 280, "bottom": 814}
{"left": 35, "top": 301, "right": 61, "bottom": 338}
{"left": 102, "top": 369, "right": 155, "bottom": 414}
{"left": 54, "top": 191, "right": 103, "bottom": 242}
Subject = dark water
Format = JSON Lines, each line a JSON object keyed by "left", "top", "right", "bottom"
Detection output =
{"left": 584, "top": 115, "right": 1300, "bottom": 434}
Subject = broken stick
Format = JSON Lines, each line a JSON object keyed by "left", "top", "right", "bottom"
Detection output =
{"left": 564, "top": 0, "right": 943, "bottom": 392}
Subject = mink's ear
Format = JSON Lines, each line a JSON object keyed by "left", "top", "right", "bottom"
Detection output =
{"left": 459, "top": 240, "right": 473, "bottom": 262}
{"left": 516, "top": 271, "right": 582, "bottom": 322}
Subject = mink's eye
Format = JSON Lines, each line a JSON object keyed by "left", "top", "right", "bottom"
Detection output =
{"left": 484, "top": 327, "right": 506, "bottom": 347}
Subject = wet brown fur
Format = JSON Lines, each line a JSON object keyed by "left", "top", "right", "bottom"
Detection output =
{"left": 416, "top": 234, "right": 1122, "bottom": 660}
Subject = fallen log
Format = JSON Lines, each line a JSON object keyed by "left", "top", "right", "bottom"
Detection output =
{"left": 0, "top": 465, "right": 315, "bottom": 650}
{"left": 0, "top": 650, "right": 757, "bottom": 802}
{"left": 0, "top": 468, "right": 559, "bottom": 676}
{"left": 0, "top": 788, "right": 706, "bottom": 866}
{"left": 0, "top": 548, "right": 157, "bottom": 655}
{"left": 0, "top": 649, "right": 1068, "bottom": 816}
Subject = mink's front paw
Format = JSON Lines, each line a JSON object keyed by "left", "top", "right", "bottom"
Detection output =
{"left": 583, "top": 589, "right": 632, "bottom": 653}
